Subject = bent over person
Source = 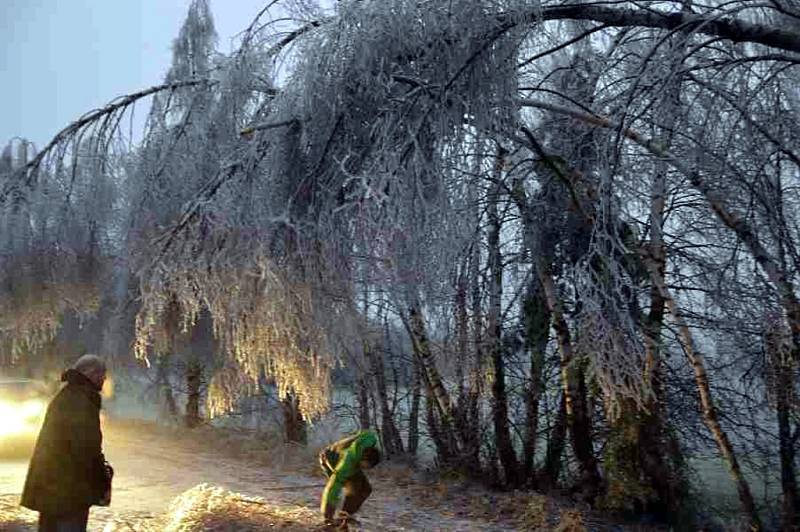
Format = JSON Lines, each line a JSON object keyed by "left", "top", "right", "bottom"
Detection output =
{"left": 21, "top": 354, "right": 113, "bottom": 532}
{"left": 319, "top": 429, "right": 381, "bottom": 525}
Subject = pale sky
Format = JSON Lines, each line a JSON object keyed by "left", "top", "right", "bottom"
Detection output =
{"left": 0, "top": 0, "right": 270, "bottom": 149}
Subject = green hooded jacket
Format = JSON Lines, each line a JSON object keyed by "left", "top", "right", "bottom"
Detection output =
{"left": 319, "top": 429, "right": 378, "bottom": 515}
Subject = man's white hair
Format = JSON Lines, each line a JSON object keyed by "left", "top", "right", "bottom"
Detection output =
{"left": 73, "top": 354, "right": 106, "bottom": 377}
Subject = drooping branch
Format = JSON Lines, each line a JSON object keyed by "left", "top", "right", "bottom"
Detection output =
{"left": 1, "top": 79, "right": 214, "bottom": 202}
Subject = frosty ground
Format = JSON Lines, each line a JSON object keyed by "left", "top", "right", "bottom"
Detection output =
{"left": 0, "top": 419, "right": 526, "bottom": 531}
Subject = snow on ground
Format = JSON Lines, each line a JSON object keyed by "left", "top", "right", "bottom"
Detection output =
{"left": 0, "top": 419, "right": 515, "bottom": 531}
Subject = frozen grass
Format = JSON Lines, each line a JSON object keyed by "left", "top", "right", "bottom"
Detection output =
{"left": 0, "top": 495, "right": 36, "bottom": 531}
{"left": 2, "top": 419, "right": 776, "bottom": 531}
{"left": 160, "top": 484, "right": 318, "bottom": 532}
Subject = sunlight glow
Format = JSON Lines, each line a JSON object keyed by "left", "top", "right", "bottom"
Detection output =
{"left": 102, "top": 376, "right": 114, "bottom": 399}
{"left": 0, "top": 399, "right": 44, "bottom": 437}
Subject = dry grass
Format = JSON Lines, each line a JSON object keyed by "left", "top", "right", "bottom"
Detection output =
{"left": 517, "top": 493, "right": 550, "bottom": 530}
{"left": 100, "top": 485, "right": 324, "bottom": 531}
{"left": 554, "top": 509, "right": 587, "bottom": 532}
{"left": 157, "top": 484, "right": 320, "bottom": 532}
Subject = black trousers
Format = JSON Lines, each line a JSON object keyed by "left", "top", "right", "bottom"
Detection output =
{"left": 38, "top": 508, "right": 89, "bottom": 532}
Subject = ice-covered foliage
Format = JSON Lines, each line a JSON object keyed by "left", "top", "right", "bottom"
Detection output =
{"left": 131, "top": 0, "right": 536, "bottom": 418}
{"left": 0, "top": 137, "right": 116, "bottom": 362}
{"left": 573, "top": 178, "right": 650, "bottom": 416}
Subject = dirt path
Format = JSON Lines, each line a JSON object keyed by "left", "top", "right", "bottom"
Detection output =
{"left": 0, "top": 420, "right": 515, "bottom": 531}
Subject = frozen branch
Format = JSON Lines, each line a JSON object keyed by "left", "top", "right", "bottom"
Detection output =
{"left": 523, "top": 4, "right": 800, "bottom": 54}
{"left": 1, "top": 79, "right": 214, "bottom": 202}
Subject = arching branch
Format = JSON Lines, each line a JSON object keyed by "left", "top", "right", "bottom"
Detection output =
{"left": 1, "top": 79, "right": 214, "bottom": 202}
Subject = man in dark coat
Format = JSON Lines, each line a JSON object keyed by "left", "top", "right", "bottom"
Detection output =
{"left": 21, "top": 354, "right": 112, "bottom": 532}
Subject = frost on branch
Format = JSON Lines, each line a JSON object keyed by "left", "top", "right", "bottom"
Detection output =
{"left": 134, "top": 233, "right": 336, "bottom": 421}
{"left": 573, "top": 175, "right": 650, "bottom": 417}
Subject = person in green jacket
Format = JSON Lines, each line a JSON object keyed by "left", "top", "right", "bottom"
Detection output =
{"left": 319, "top": 429, "right": 381, "bottom": 524}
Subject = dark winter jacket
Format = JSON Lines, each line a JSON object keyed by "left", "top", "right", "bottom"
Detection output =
{"left": 20, "top": 369, "right": 109, "bottom": 515}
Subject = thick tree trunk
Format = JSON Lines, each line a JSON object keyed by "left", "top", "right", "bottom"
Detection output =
{"left": 645, "top": 260, "right": 762, "bottom": 529}
{"left": 487, "top": 148, "right": 520, "bottom": 486}
{"left": 528, "top": 5, "right": 800, "bottom": 54}
{"left": 522, "top": 281, "right": 550, "bottom": 481}
{"left": 631, "top": 62, "right": 687, "bottom": 517}
{"left": 184, "top": 362, "right": 203, "bottom": 428}
{"left": 282, "top": 393, "right": 308, "bottom": 444}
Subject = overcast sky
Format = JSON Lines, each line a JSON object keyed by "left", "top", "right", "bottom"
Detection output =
{"left": 0, "top": 0, "right": 268, "bottom": 149}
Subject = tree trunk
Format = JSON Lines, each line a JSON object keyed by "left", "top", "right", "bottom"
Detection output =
{"left": 282, "top": 393, "right": 308, "bottom": 444}
{"left": 425, "top": 384, "right": 451, "bottom": 465}
{"left": 644, "top": 259, "right": 762, "bottom": 530}
{"left": 455, "top": 264, "right": 468, "bottom": 406}
{"left": 365, "top": 341, "right": 404, "bottom": 455}
{"left": 541, "top": 391, "right": 567, "bottom": 489}
{"left": 156, "top": 355, "right": 179, "bottom": 423}
{"left": 184, "top": 362, "right": 203, "bottom": 428}
{"left": 540, "top": 267, "right": 602, "bottom": 500}
{"left": 510, "top": 182, "right": 601, "bottom": 498}
{"left": 405, "top": 304, "right": 459, "bottom": 459}
{"left": 522, "top": 281, "right": 550, "bottom": 481}
{"left": 466, "top": 174, "right": 484, "bottom": 467}
{"left": 407, "top": 352, "right": 421, "bottom": 456}
{"left": 357, "top": 377, "right": 371, "bottom": 429}
{"left": 776, "top": 359, "right": 799, "bottom": 529}
{"left": 406, "top": 304, "right": 458, "bottom": 437}
{"left": 626, "top": 60, "right": 687, "bottom": 516}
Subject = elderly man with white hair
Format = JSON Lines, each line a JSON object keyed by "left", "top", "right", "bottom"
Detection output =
{"left": 21, "top": 354, "right": 113, "bottom": 532}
